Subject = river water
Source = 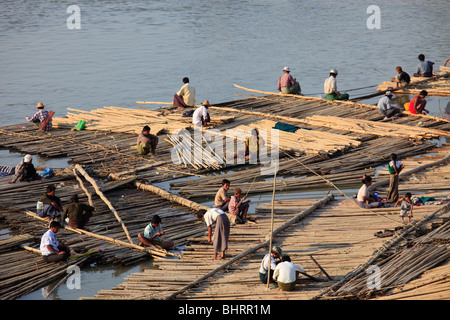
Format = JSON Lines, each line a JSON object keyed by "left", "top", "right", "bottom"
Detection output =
{"left": 0, "top": 0, "right": 449, "bottom": 299}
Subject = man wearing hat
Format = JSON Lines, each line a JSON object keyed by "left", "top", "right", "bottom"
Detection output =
{"left": 25, "top": 102, "right": 52, "bottom": 131}
{"left": 259, "top": 245, "right": 282, "bottom": 285}
{"left": 324, "top": 69, "right": 349, "bottom": 101}
{"left": 192, "top": 100, "right": 211, "bottom": 128}
{"left": 8, "top": 154, "right": 40, "bottom": 184}
{"left": 277, "top": 66, "right": 301, "bottom": 95}
{"left": 377, "top": 91, "right": 401, "bottom": 120}
{"left": 62, "top": 194, "right": 95, "bottom": 229}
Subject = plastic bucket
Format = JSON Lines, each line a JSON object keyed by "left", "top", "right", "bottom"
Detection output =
{"left": 75, "top": 120, "right": 86, "bottom": 131}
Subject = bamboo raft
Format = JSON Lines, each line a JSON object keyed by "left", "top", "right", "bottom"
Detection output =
{"left": 376, "top": 66, "right": 450, "bottom": 96}
{"left": 77, "top": 141, "right": 450, "bottom": 300}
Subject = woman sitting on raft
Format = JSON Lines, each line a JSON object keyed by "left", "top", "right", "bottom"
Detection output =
{"left": 357, "top": 175, "right": 382, "bottom": 209}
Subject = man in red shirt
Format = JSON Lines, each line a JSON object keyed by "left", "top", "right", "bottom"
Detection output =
{"left": 277, "top": 66, "right": 301, "bottom": 95}
{"left": 409, "top": 90, "right": 429, "bottom": 114}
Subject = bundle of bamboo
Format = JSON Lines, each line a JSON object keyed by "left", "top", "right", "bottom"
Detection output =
{"left": 245, "top": 119, "right": 361, "bottom": 155}
{"left": 297, "top": 115, "right": 450, "bottom": 140}
{"left": 52, "top": 106, "right": 190, "bottom": 134}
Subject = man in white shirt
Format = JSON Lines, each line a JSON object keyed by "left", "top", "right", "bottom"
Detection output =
{"left": 324, "top": 69, "right": 349, "bottom": 101}
{"left": 273, "top": 255, "right": 305, "bottom": 291}
{"left": 192, "top": 100, "right": 211, "bottom": 128}
{"left": 40, "top": 221, "right": 71, "bottom": 263}
{"left": 196, "top": 207, "right": 230, "bottom": 260}
{"left": 259, "top": 245, "right": 282, "bottom": 285}
{"left": 377, "top": 91, "right": 400, "bottom": 120}
{"left": 173, "top": 77, "right": 196, "bottom": 109}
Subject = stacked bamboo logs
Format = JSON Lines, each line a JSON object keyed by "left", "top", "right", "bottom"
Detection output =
{"left": 230, "top": 119, "right": 361, "bottom": 156}
{"left": 53, "top": 106, "right": 235, "bottom": 134}
{"left": 52, "top": 106, "right": 189, "bottom": 134}
{"left": 296, "top": 115, "right": 450, "bottom": 140}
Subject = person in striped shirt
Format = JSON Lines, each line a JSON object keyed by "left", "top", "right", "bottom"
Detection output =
{"left": 25, "top": 102, "right": 52, "bottom": 131}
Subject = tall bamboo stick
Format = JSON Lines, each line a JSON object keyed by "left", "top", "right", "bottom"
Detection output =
{"left": 74, "top": 164, "right": 134, "bottom": 245}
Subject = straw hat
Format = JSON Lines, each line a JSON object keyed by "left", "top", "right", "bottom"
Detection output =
{"left": 201, "top": 100, "right": 211, "bottom": 107}
{"left": 36, "top": 102, "right": 45, "bottom": 108}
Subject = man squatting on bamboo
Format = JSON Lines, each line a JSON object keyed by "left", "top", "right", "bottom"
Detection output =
{"left": 137, "top": 125, "right": 159, "bottom": 155}
{"left": 62, "top": 194, "right": 95, "bottom": 230}
{"left": 37, "top": 184, "right": 63, "bottom": 222}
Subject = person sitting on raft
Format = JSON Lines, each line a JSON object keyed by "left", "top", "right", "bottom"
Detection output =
{"left": 277, "top": 66, "right": 301, "bottom": 95}
{"left": 172, "top": 77, "right": 196, "bottom": 110}
{"left": 357, "top": 175, "right": 382, "bottom": 208}
{"left": 40, "top": 221, "right": 71, "bottom": 263}
{"left": 62, "top": 194, "right": 95, "bottom": 230}
{"left": 138, "top": 214, "right": 174, "bottom": 251}
{"left": 8, "top": 154, "right": 41, "bottom": 184}
{"left": 25, "top": 102, "right": 52, "bottom": 132}
{"left": 215, "top": 179, "right": 231, "bottom": 212}
{"left": 37, "top": 184, "right": 63, "bottom": 222}
{"left": 324, "top": 69, "right": 349, "bottom": 101}
{"left": 391, "top": 66, "right": 411, "bottom": 87}
{"left": 408, "top": 90, "right": 430, "bottom": 115}
{"left": 413, "top": 54, "right": 434, "bottom": 77}
{"left": 377, "top": 91, "right": 401, "bottom": 120}
{"left": 137, "top": 125, "right": 159, "bottom": 155}
{"left": 228, "top": 187, "right": 251, "bottom": 224}
{"left": 259, "top": 245, "right": 282, "bottom": 285}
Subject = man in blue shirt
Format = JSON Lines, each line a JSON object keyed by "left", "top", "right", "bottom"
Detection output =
{"left": 377, "top": 91, "right": 401, "bottom": 120}
{"left": 413, "top": 54, "right": 434, "bottom": 77}
{"left": 138, "top": 215, "right": 174, "bottom": 250}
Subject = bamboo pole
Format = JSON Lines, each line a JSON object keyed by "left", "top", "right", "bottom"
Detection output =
{"left": 134, "top": 181, "right": 210, "bottom": 212}
{"left": 267, "top": 170, "right": 277, "bottom": 289}
{"left": 74, "top": 164, "right": 134, "bottom": 245}
{"left": 73, "top": 168, "right": 93, "bottom": 206}
{"left": 22, "top": 210, "right": 174, "bottom": 258}
{"left": 231, "top": 83, "right": 450, "bottom": 123}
